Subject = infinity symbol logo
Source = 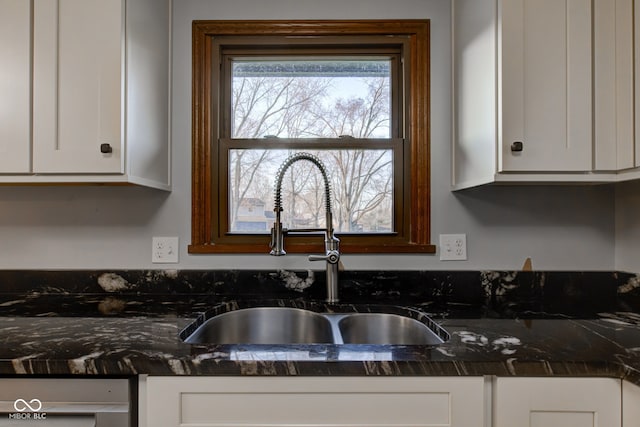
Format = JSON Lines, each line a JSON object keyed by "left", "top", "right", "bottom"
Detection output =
{"left": 13, "top": 398, "right": 42, "bottom": 412}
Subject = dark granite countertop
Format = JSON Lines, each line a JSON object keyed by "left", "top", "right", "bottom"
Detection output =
{"left": 0, "top": 269, "right": 639, "bottom": 385}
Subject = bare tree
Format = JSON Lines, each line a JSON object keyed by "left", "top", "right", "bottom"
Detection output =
{"left": 229, "top": 149, "right": 274, "bottom": 230}
{"left": 328, "top": 150, "right": 392, "bottom": 231}
{"left": 229, "top": 77, "right": 331, "bottom": 228}
{"left": 317, "top": 78, "right": 393, "bottom": 231}
{"left": 228, "top": 74, "right": 393, "bottom": 233}
{"left": 314, "top": 78, "right": 390, "bottom": 138}
{"left": 232, "top": 77, "right": 331, "bottom": 138}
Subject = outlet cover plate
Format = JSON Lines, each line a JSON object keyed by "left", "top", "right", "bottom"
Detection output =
{"left": 439, "top": 234, "right": 467, "bottom": 261}
{"left": 152, "top": 236, "right": 179, "bottom": 263}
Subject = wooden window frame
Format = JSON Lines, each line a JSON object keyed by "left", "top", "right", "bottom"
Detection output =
{"left": 190, "top": 20, "right": 434, "bottom": 254}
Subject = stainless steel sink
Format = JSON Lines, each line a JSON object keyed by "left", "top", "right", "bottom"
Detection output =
{"left": 182, "top": 307, "right": 334, "bottom": 344}
{"left": 337, "top": 313, "right": 446, "bottom": 345}
{"left": 181, "top": 304, "right": 448, "bottom": 346}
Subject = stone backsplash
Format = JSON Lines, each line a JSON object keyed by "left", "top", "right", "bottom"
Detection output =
{"left": 0, "top": 269, "right": 638, "bottom": 319}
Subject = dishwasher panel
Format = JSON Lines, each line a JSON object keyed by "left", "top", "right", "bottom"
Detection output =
{"left": 0, "top": 378, "right": 132, "bottom": 427}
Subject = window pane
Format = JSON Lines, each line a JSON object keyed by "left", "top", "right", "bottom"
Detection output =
{"left": 228, "top": 149, "right": 393, "bottom": 233}
{"left": 230, "top": 59, "right": 391, "bottom": 139}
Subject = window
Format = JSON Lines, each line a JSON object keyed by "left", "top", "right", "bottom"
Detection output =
{"left": 190, "top": 20, "right": 434, "bottom": 254}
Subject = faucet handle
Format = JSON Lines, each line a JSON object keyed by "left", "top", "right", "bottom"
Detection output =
{"left": 308, "top": 250, "right": 340, "bottom": 264}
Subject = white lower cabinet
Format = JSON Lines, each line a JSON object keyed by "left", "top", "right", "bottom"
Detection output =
{"left": 140, "top": 376, "right": 634, "bottom": 427}
{"left": 623, "top": 381, "right": 640, "bottom": 427}
{"left": 493, "top": 377, "right": 622, "bottom": 427}
{"left": 140, "top": 376, "right": 487, "bottom": 427}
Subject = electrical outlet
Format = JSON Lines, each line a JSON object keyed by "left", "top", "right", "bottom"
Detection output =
{"left": 439, "top": 234, "right": 467, "bottom": 261}
{"left": 152, "top": 237, "right": 179, "bottom": 263}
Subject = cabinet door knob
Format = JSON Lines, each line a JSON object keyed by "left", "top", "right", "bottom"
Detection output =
{"left": 510, "top": 141, "right": 523, "bottom": 152}
{"left": 100, "top": 143, "right": 113, "bottom": 154}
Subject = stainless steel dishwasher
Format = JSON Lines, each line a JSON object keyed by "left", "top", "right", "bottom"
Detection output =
{"left": 0, "top": 378, "right": 132, "bottom": 426}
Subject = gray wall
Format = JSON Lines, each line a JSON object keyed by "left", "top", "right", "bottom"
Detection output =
{"left": 616, "top": 180, "right": 640, "bottom": 273}
{"left": 0, "top": 0, "right": 616, "bottom": 271}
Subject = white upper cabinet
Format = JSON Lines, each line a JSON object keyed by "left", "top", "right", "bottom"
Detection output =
{"left": 452, "top": 0, "right": 637, "bottom": 189}
{"left": 500, "top": 0, "right": 592, "bottom": 173}
{"left": 0, "top": 0, "right": 31, "bottom": 173}
{"left": 593, "top": 0, "right": 635, "bottom": 172}
{"left": 0, "top": 0, "right": 171, "bottom": 189}
{"left": 636, "top": 0, "right": 640, "bottom": 169}
{"left": 33, "top": 0, "right": 123, "bottom": 174}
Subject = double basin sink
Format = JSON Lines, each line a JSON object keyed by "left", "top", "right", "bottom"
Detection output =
{"left": 181, "top": 303, "right": 449, "bottom": 346}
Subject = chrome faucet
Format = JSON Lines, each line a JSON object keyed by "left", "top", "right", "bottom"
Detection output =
{"left": 269, "top": 152, "right": 341, "bottom": 303}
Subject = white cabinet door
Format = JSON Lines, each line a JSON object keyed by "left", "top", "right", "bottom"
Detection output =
{"left": 594, "top": 0, "right": 635, "bottom": 171}
{"left": 500, "top": 0, "right": 592, "bottom": 172}
{"left": 636, "top": 0, "right": 640, "bottom": 169}
{"left": 142, "top": 376, "right": 486, "bottom": 427}
{"left": 0, "top": 0, "right": 31, "bottom": 173}
{"left": 494, "top": 377, "right": 621, "bottom": 427}
{"left": 623, "top": 381, "right": 640, "bottom": 427}
{"left": 33, "top": 0, "right": 123, "bottom": 174}
{"left": 452, "top": 0, "right": 604, "bottom": 189}
{"left": 453, "top": 0, "right": 640, "bottom": 188}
